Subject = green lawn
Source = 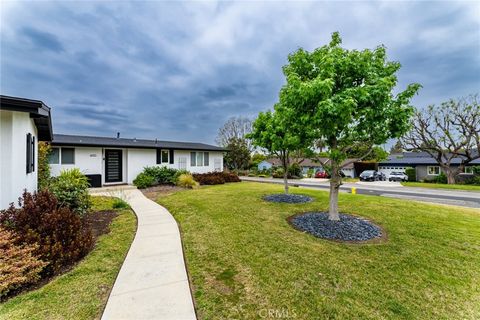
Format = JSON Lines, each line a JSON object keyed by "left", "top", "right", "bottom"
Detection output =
{"left": 158, "top": 182, "right": 480, "bottom": 320}
{"left": 0, "top": 197, "right": 136, "bottom": 320}
{"left": 402, "top": 181, "right": 480, "bottom": 191}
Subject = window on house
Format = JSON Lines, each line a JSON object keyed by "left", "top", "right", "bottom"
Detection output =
{"left": 190, "top": 151, "right": 210, "bottom": 166}
{"left": 464, "top": 167, "right": 474, "bottom": 174}
{"left": 26, "top": 133, "right": 35, "bottom": 174}
{"left": 427, "top": 166, "right": 440, "bottom": 175}
{"left": 49, "top": 147, "right": 60, "bottom": 164}
{"left": 61, "top": 148, "right": 75, "bottom": 164}
{"left": 161, "top": 150, "right": 169, "bottom": 163}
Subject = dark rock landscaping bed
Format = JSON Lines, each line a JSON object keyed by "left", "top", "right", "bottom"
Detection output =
{"left": 263, "top": 194, "right": 313, "bottom": 203}
{"left": 290, "top": 212, "right": 382, "bottom": 242}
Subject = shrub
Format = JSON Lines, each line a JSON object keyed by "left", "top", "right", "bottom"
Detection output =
{"left": 0, "top": 190, "right": 94, "bottom": 275}
{"left": 405, "top": 167, "right": 416, "bottom": 182}
{"left": 288, "top": 163, "right": 303, "bottom": 178}
{"left": 133, "top": 172, "right": 156, "bottom": 189}
{"left": 193, "top": 172, "right": 225, "bottom": 185}
{"left": 112, "top": 198, "right": 130, "bottom": 209}
{"left": 307, "top": 168, "right": 315, "bottom": 178}
{"left": 143, "top": 166, "right": 178, "bottom": 184}
{"left": 0, "top": 227, "right": 47, "bottom": 298}
{"left": 176, "top": 174, "right": 199, "bottom": 188}
{"left": 38, "top": 142, "right": 51, "bottom": 191}
{"left": 50, "top": 168, "right": 91, "bottom": 216}
{"left": 434, "top": 172, "right": 448, "bottom": 184}
{"left": 192, "top": 172, "right": 241, "bottom": 185}
{"left": 173, "top": 169, "right": 190, "bottom": 183}
{"left": 272, "top": 167, "right": 285, "bottom": 178}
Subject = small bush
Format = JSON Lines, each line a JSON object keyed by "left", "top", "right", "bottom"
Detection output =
{"left": 38, "top": 142, "right": 51, "bottom": 191}
{"left": 288, "top": 163, "right": 303, "bottom": 178}
{"left": 0, "top": 227, "right": 47, "bottom": 298}
{"left": 112, "top": 198, "right": 130, "bottom": 209}
{"left": 0, "top": 190, "right": 94, "bottom": 275}
{"left": 143, "top": 166, "right": 178, "bottom": 184}
{"left": 434, "top": 172, "right": 448, "bottom": 184}
{"left": 133, "top": 172, "right": 156, "bottom": 189}
{"left": 272, "top": 167, "right": 285, "bottom": 178}
{"left": 173, "top": 169, "right": 190, "bottom": 183}
{"left": 191, "top": 172, "right": 241, "bottom": 185}
{"left": 176, "top": 174, "right": 199, "bottom": 188}
{"left": 405, "top": 167, "right": 416, "bottom": 182}
{"left": 50, "top": 168, "right": 91, "bottom": 216}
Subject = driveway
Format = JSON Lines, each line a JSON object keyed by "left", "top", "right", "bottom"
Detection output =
{"left": 241, "top": 176, "right": 480, "bottom": 209}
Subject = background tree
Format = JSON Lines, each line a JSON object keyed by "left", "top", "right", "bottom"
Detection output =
{"left": 280, "top": 32, "right": 420, "bottom": 220}
{"left": 347, "top": 145, "right": 389, "bottom": 162}
{"left": 216, "top": 116, "right": 253, "bottom": 151}
{"left": 389, "top": 140, "right": 403, "bottom": 154}
{"left": 402, "top": 95, "right": 480, "bottom": 184}
{"left": 223, "top": 138, "right": 251, "bottom": 170}
{"left": 248, "top": 105, "right": 309, "bottom": 194}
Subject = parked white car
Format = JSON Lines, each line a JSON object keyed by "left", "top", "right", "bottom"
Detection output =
{"left": 389, "top": 171, "right": 408, "bottom": 182}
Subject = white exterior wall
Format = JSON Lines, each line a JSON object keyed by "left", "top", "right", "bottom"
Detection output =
{"left": 0, "top": 111, "right": 38, "bottom": 209}
{"left": 49, "top": 146, "right": 224, "bottom": 186}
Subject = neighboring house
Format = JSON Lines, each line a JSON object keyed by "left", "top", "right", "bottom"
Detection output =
{"left": 50, "top": 134, "right": 225, "bottom": 186}
{"left": 257, "top": 160, "right": 273, "bottom": 171}
{"left": 379, "top": 152, "right": 479, "bottom": 181}
{"left": 0, "top": 95, "right": 53, "bottom": 209}
{"left": 258, "top": 158, "right": 357, "bottom": 178}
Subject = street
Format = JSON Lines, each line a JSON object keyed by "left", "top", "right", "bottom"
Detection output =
{"left": 241, "top": 177, "right": 480, "bottom": 209}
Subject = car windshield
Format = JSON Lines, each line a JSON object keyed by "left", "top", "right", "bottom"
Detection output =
{"left": 362, "top": 171, "right": 374, "bottom": 174}
{"left": 391, "top": 172, "right": 400, "bottom": 175}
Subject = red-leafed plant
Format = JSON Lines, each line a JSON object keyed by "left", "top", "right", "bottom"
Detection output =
{"left": 0, "top": 190, "right": 94, "bottom": 275}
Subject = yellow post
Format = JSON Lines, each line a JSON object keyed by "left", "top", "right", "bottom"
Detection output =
{"left": 351, "top": 187, "right": 356, "bottom": 195}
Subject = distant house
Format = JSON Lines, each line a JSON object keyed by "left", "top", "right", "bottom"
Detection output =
{"left": 378, "top": 152, "right": 479, "bottom": 181}
{"left": 257, "top": 157, "right": 357, "bottom": 178}
{"left": 50, "top": 134, "right": 225, "bottom": 186}
{"left": 0, "top": 95, "right": 53, "bottom": 209}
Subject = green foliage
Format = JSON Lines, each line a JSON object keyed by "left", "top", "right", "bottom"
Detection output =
{"left": 133, "top": 172, "right": 155, "bottom": 189}
{"left": 250, "top": 153, "right": 267, "bottom": 168}
{"left": 390, "top": 140, "right": 403, "bottom": 154}
{"left": 347, "top": 145, "right": 389, "bottom": 161}
{"left": 307, "top": 168, "right": 315, "bottom": 178}
{"left": 176, "top": 174, "right": 199, "bottom": 189}
{"left": 224, "top": 137, "right": 251, "bottom": 170}
{"left": 143, "top": 166, "right": 178, "bottom": 184}
{"left": 272, "top": 167, "right": 285, "bottom": 178}
{"left": 37, "top": 142, "right": 51, "bottom": 191}
{"left": 50, "top": 168, "right": 91, "bottom": 216}
{"left": 0, "top": 190, "right": 94, "bottom": 276}
{"left": 433, "top": 173, "right": 448, "bottom": 184}
{"left": 405, "top": 167, "right": 416, "bottom": 182}
{"left": 288, "top": 163, "right": 303, "bottom": 178}
{"left": 280, "top": 32, "right": 420, "bottom": 165}
{"left": 112, "top": 198, "right": 130, "bottom": 209}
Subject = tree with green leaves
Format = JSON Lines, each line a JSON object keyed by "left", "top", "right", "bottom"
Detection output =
{"left": 224, "top": 137, "right": 251, "bottom": 170}
{"left": 248, "top": 105, "right": 309, "bottom": 194}
{"left": 389, "top": 140, "right": 403, "bottom": 154}
{"left": 279, "top": 32, "right": 420, "bottom": 220}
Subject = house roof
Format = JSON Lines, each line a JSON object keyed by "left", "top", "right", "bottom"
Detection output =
{"left": 0, "top": 95, "right": 53, "bottom": 141}
{"left": 265, "top": 157, "right": 357, "bottom": 169}
{"left": 379, "top": 151, "right": 480, "bottom": 166}
{"left": 52, "top": 134, "right": 226, "bottom": 152}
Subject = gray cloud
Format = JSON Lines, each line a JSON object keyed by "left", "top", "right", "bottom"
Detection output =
{"left": 1, "top": 1, "right": 478, "bottom": 145}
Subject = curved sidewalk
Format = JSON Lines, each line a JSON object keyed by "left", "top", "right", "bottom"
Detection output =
{"left": 91, "top": 187, "right": 196, "bottom": 320}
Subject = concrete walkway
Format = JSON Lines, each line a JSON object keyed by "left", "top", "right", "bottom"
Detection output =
{"left": 90, "top": 186, "right": 196, "bottom": 320}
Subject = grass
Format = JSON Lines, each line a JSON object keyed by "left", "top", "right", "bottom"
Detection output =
{"left": 342, "top": 177, "right": 360, "bottom": 183}
{"left": 0, "top": 196, "right": 136, "bottom": 320}
{"left": 402, "top": 181, "right": 480, "bottom": 191}
{"left": 158, "top": 182, "right": 480, "bottom": 320}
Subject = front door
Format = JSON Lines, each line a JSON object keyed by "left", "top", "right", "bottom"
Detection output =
{"left": 105, "top": 149, "right": 123, "bottom": 183}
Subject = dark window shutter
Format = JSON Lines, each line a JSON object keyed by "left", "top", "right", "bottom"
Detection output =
{"left": 169, "top": 149, "right": 174, "bottom": 164}
{"left": 156, "top": 149, "right": 161, "bottom": 164}
{"left": 32, "top": 136, "right": 35, "bottom": 172}
{"left": 26, "top": 133, "right": 32, "bottom": 174}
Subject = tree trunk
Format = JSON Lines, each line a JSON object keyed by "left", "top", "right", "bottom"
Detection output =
{"left": 281, "top": 151, "right": 289, "bottom": 194}
{"left": 442, "top": 166, "right": 458, "bottom": 185}
{"left": 328, "top": 160, "right": 341, "bottom": 221}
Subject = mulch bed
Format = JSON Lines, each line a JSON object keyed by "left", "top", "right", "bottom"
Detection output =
{"left": 1, "top": 210, "right": 118, "bottom": 302}
{"left": 141, "top": 185, "right": 184, "bottom": 201}
{"left": 289, "top": 212, "right": 383, "bottom": 242}
{"left": 263, "top": 194, "right": 313, "bottom": 204}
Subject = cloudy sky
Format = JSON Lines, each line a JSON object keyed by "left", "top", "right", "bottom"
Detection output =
{"left": 1, "top": 1, "right": 479, "bottom": 145}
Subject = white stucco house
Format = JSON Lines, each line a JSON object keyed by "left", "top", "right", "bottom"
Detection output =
{"left": 0, "top": 94, "right": 225, "bottom": 209}
{"left": 49, "top": 134, "right": 225, "bottom": 186}
{"left": 0, "top": 95, "right": 53, "bottom": 209}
